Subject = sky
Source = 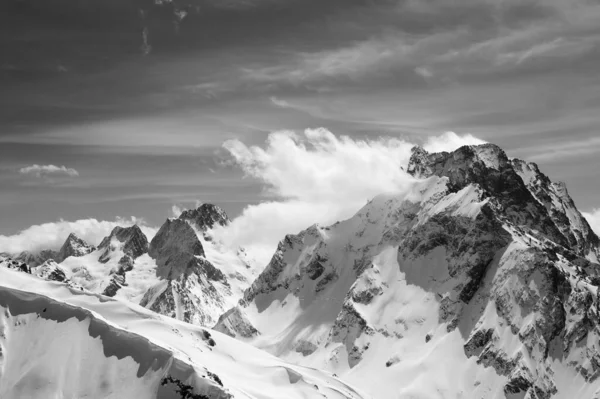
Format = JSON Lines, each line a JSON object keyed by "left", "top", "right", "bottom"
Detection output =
{"left": 1, "top": 0, "right": 599, "bottom": 251}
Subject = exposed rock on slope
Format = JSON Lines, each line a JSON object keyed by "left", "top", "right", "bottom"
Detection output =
{"left": 217, "top": 143, "right": 600, "bottom": 399}
{"left": 55, "top": 233, "right": 95, "bottom": 263}
{"left": 140, "top": 218, "right": 231, "bottom": 326}
{"left": 179, "top": 203, "right": 230, "bottom": 232}
{"left": 14, "top": 249, "right": 56, "bottom": 267}
{"left": 0, "top": 268, "right": 364, "bottom": 399}
{"left": 0, "top": 254, "right": 30, "bottom": 273}
{"left": 98, "top": 225, "right": 149, "bottom": 263}
{"left": 33, "top": 260, "right": 68, "bottom": 282}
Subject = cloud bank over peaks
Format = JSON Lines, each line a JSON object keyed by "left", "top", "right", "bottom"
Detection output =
{"left": 0, "top": 217, "right": 157, "bottom": 255}
{"left": 214, "top": 128, "right": 485, "bottom": 264}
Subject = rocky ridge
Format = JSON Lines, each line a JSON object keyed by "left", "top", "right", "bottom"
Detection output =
{"left": 216, "top": 143, "right": 600, "bottom": 398}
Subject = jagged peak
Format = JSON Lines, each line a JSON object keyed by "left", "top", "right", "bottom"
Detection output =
{"left": 99, "top": 225, "right": 146, "bottom": 247}
{"left": 178, "top": 203, "right": 230, "bottom": 232}
{"left": 149, "top": 218, "right": 206, "bottom": 279}
{"left": 98, "top": 224, "right": 149, "bottom": 263}
{"left": 55, "top": 232, "right": 95, "bottom": 263}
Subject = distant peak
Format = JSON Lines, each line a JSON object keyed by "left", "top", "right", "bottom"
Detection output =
{"left": 56, "top": 232, "right": 95, "bottom": 263}
{"left": 98, "top": 224, "right": 148, "bottom": 263}
{"left": 178, "top": 203, "right": 230, "bottom": 231}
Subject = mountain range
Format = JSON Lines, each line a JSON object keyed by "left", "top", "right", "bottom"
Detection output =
{"left": 2, "top": 143, "right": 600, "bottom": 398}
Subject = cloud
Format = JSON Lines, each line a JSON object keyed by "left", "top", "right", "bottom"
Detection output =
{"left": 423, "top": 131, "right": 486, "bottom": 153}
{"left": 0, "top": 217, "right": 157, "bottom": 255}
{"left": 270, "top": 96, "right": 291, "bottom": 108}
{"left": 171, "top": 205, "right": 184, "bottom": 218}
{"left": 523, "top": 137, "right": 600, "bottom": 161}
{"left": 582, "top": 209, "right": 600, "bottom": 236}
{"left": 19, "top": 164, "right": 79, "bottom": 178}
{"left": 213, "top": 129, "right": 485, "bottom": 264}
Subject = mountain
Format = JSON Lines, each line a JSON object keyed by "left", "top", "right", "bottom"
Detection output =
{"left": 179, "top": 203, "right": 231, "bottom": 232}
{"left": 12, "top": 233, "right": 95, "bottom": 267}
{"left": 215, "top": 143, "right": 600, "bottom": 398}
{"left": 14, "top": 249, "right": 56, "bottom": 267}
{"left": 0, "top": 267, "right": 366, "bottom": 399}
{"left": 139, "top": 206, "right": 256, "bottom": 326}
{"left": 1, "top": 207, "right": 257, "bottom": 329}
{"left": 98, "top": 225, "right": 149, "bottom": 263}
{"left": 55, "top": 233, "right": 95, "bottom": 263}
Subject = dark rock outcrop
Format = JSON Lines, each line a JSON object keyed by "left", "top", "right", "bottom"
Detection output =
{"left": 179, "top": 204, "right": 230, "bottom": 233}
{"left": 55, "top": 233, "right": 95, "bottom": 263}
{"left": 98, "top": 225, "right": 149, "bottom": 263}
{"left": 140, "top": 218, "right": 230, "bottom": 326}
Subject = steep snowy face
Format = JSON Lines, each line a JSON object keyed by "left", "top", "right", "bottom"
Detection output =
{"left": 179, "top": 204, "right": 230, "bottom": 236}
{"left": 141, "top": 218, "right": 233, "bottom": 326}
{"left": 216, "top": 143, "right": 600, "bottom": 399}
{"left": 0, "top": 268, "right": 365, "bottom": 399}
{"left": 97, "top": 225, "right": 149, "bottom": 263}
{"left": 55, "top": 233, "right": 95, "bottom": 263}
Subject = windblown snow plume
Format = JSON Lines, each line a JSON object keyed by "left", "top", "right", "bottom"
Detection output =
{"left": 215, "top": 129, "right": 484, "bottom": 262}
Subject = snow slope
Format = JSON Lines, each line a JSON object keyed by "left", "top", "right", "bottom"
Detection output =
{"left": 0, "top": 267, "right": 367, "bottom": 399}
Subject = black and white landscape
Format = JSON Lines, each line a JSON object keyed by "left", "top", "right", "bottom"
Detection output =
{"left": 1, "top": 1, "right": 600, "bottom": 398}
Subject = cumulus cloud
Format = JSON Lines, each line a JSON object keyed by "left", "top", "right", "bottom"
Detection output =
{"left": 19, "top": 164, "right": 79, "bottom": 178}
{"left": 582, "top": 209, "right": 600, "bottom": 236}
{"left": 0, "top": 217, "right": 157, "bottom": 255}
{"left": 213, "top": 128, "right": 485, "bottom": 264}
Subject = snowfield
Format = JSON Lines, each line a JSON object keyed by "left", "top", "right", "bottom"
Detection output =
{"left": 0, "top": 268, "right": 368, "bottom": 399}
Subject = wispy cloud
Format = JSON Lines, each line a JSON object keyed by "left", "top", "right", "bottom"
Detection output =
{"left": 524, "top": 137, "right": 600, "bottom": 161}
{"left": 270, "top": 96, "right": 291, "bottom": 108}
{"left": 19, "top": 164, "right": 79, "bottom": 178}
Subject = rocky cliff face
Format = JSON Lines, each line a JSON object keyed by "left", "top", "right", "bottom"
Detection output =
{"left": 179, "top": 204, "right": 230, "bottom": 232}
{"left": 55, "top": 233, "right": 95, "bottom": 263}
{"left": 140, "top": 218, "right": 232, "bottom": 326}
{"left": 98, "top": 225, "right": 149, "bottom": 263}
{"left": 216, "top": 143, "right": 600, "bottom": 398}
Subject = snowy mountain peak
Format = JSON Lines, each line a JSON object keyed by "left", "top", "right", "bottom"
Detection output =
{"left": 216, "top": 142, "right": 600, "bottom": 399}
{"left": 407, "top": 143, "right": 599, "bottom": 259}
{"left": 14, "top": 249, "right": 56, "bottom": 267}
{"left": 55, "top": 232, "right": 95, "bottom": 263}
{"left": 98, "top": 225, "right": 149, "bottom": 263}
{"left": 179, "top": 203, "right": 230, "bottom": 232}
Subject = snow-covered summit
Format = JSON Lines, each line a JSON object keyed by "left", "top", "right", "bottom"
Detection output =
{"left": 216, "top": 143, "right": 600, "bottom": 399}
